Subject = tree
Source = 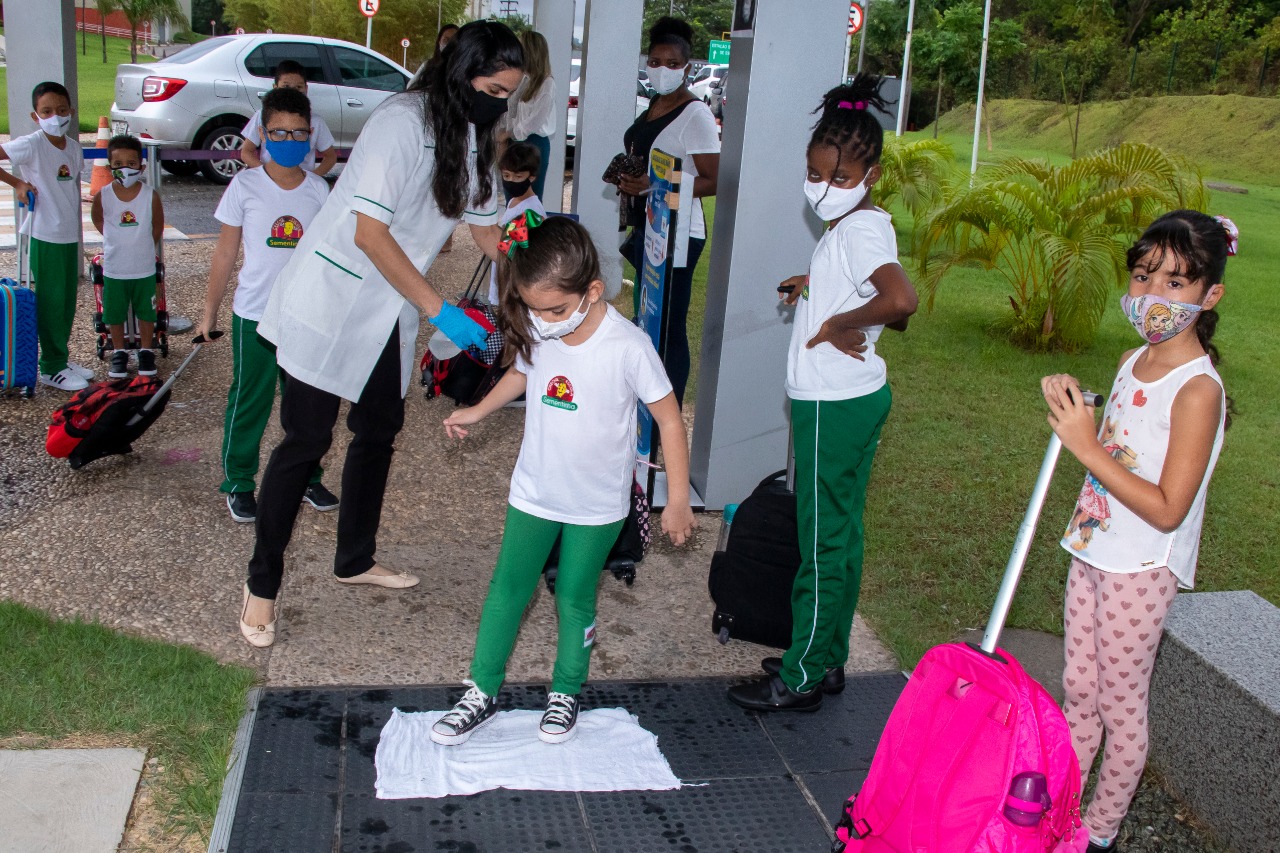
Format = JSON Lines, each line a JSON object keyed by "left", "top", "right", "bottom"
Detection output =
{"left": 913, "top": 1, "right": 1023, "bottom": 135}
{"left": 641, "top": 0, "right": 735, "bottom": 60}
{"left": 487, "top": 13, "right": 530, "bottom": 37}
{"left": 98, "top": 0, "right": 121, "bottom": 64}
{"left": 114, "top": 0, "right": 189, "bottom": 62}
{"left": 915, "top": 143, "right": 1207, "bottom": 351}
{"left": 874, "top": 136, "right": 956, "bottom": 245}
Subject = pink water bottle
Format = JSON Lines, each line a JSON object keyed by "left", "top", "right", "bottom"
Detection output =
{"left": 1004, "top": 771, "right": 1051, "bottom": 827}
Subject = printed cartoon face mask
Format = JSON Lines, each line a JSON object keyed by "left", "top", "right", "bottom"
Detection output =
{"left": 529, "top": 294, "right": 589, "bottom": 340}
{"left": 1120, "top": 293, "right": 1202, "bottom": 344}
{"left": 803, "top": 176, "right": 868, "bottom": 221}
{"left": 112, "top": 167, "right": 143, "bottom": 188}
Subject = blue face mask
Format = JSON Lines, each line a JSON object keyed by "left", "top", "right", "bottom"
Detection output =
{"left": 264, "top": 138, "right": 309, "bottom": 168}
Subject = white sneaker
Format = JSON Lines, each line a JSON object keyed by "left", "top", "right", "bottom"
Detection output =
{"left": 66, "top": 361, "right": 95, "bottom": 380}
{"left": 39, "top": 369, "right": 90, "bottom": 391}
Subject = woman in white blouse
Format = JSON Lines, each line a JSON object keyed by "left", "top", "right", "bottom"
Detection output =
{"left": 501, "top": 30, "right": 556, "bottom": 200}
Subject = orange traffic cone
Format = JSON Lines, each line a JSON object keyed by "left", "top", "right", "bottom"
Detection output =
{"left": 88, "top": 116, "right": 112, "bottom": 197}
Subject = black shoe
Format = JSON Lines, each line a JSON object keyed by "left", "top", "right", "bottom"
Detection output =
{"left": 303, "top": 482, "right": 340, "bottom": 512}
{"left": 761, "top": 657, "right": 846, "bottom": 695}
{"left": 108, "top": 350, "right": 129, "bottom": 379}
{"left": 137, "top": 349, "right": 157, "bottom": 377}
{"left": 431, "top": 682, "right": 498, "bottom": 745}
{"left": 227, "top": 491, "right": 257, "bottom": 523}
{"left": 727, "top": 673, "right": 822, "bottom": 712}
{"left": 539, "top": 692, "right": 581, "bottom": 744}
{"left": 1086, "top": 842, "right": 1120, "bottom": 853}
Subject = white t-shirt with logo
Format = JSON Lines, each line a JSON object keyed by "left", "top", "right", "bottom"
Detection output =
{"left": 3, "top": 130, "right": 84, "bottom": 244}
{"left": 786, "top": 207, "right": 901, "bottom": 402}
{"left": 510, "top": 305, "right": 673, "bottom": 525}
{"left": 99, "top": 182, "right": 157, "bottom": 280}
{"left": 241, "top": 110, "right": 336, "bottom": 171}
{"left": 487, "top": 194, "right": 548, "bottom": 304}
{"left": 214, "top": 167, "right": 329, "bottom": 322}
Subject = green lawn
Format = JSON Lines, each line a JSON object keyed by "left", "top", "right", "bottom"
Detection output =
{"left": 0, "top": 602, "right": 256, "bottom": 842}
{"left": 0, "top": 29, "right": 154, "bottom": 134}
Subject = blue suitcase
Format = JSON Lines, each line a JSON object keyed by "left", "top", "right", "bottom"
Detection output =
{"left": 1, "top": 194, "right": 37, "bottom": 397}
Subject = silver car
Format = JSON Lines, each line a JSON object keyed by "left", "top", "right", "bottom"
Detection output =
{"left": 111, "top": 33, "right": 409, "bottom": 184}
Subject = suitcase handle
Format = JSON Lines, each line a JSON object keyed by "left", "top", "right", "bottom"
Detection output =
{"left": 756, "top": 469, "right": 788, "bottom": 492}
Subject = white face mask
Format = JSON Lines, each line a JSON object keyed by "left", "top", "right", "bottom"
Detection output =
{"left": 529, "top": 294, "right": 590, "bottom": 340}
{"left": 38, "top": 114, "right": 71, "bottom": 137}
{"left": 803, "top": 176, "right": 869, "bottom": 221}
{"left": 648, "top": 65, "right": 687, "bottom": 96}
{"left": 112, "top": 167, "right": 144, "bottom": 188}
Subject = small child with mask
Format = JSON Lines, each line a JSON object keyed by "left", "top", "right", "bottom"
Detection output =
{"left": 90, "top": 134, "right": 165, "bottom": 378}
{"left": 487, "top": 141, "right": 546, "bottom": 305}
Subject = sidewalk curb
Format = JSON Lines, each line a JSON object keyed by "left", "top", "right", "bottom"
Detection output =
{"left": 208, "top": 686, "right": 262, "bottom": 853}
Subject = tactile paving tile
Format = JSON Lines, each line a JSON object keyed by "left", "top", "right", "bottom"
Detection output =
{"left": 761, "top": 672, "right": 904, "bottom": 774}
{"left": 226, "top": 792, "right": 338, "bottom": 853}
{"left": 340, "top": 789, "right": 595, "bottom": 853}
{"left": 581, "top": 776, "right": 831, "bottom": 853}
{"left": 798, "top": 769, "right": 867, "bottom": 825}
{"left": 240, "top": 689, "right": 347, "bottom": 794}
{"left": 579, "top": 679, "right": 788, "bottom": 780}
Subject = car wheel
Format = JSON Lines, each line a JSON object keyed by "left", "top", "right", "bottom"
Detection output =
{"left": 199, "top": 126, "right": 247, "bottom": 185}
{"left": 161, "top": 159, "right": 200, "bottom": 177}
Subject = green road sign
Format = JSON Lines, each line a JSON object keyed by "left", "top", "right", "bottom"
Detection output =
{"left": 708, "top": 39, "right": 731, "bottom": 65}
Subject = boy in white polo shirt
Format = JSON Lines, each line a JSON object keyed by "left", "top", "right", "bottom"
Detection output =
{"left": 0, "top": 81, "right": 91, "bottom": 391}
{"left": 197, "top": 87, "right": 338, "bottom": 524}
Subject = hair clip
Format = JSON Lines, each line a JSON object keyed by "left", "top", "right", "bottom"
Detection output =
{"left": 837, "top": 100, "right": 854, "bottom": 109}
{"left": 497, "top": 210, "right": 545, "bottom": 258}
{"left": 1213, "top": 214, "right": 1239, "bottom": 256}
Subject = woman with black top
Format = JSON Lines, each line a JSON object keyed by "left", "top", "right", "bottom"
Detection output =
{"left": 614, "top": 16, "right": 721, "bottom": 407}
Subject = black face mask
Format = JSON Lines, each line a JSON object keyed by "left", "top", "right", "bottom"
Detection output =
{"left": 469, "top": 88, "right": 509, "bottom": 125}
{"left": 502, "top": 178, "right": 533, "bottom": 198}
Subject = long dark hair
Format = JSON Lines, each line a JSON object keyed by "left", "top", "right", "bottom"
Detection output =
{"left": 809, "top": 74, "right": 891, "bottom": 172}
{"left": 409, "top": 20, "right": 523, "bottom": 219}
{"left": 497, "top": 217, "right": 600, "bottom": 366}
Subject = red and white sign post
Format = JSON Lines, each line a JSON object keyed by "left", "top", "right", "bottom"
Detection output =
{"left": 360, "top": 0, "right": 379, "bottom": 49}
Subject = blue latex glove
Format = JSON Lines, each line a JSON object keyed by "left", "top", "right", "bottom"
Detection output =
{"left": 429, "top": 301, "right": 488, "bottom": 352}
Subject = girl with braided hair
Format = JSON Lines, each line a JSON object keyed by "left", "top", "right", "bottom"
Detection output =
{"left": 729, "top": 75, "right": 919, "bottom": 713}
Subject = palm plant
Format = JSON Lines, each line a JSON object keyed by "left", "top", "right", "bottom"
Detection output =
{"left": 915, "top": 143, "right": 1208, "bottom": 351}
{"left": 874, "top": 136, "right": 956, "bottom": 244}
{"left": 115, "top": 0, "right": 189, "bottom": 63}
{"left": 97, "top": 0, "right": 121, "bottom": 64}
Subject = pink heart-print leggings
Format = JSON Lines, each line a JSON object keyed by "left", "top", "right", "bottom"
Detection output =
{"left": 1062, "top": 557, "right": 1178, "bottom": 840}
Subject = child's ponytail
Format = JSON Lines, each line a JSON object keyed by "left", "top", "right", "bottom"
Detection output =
{"left": 809, "top": 74, "right": 892, "bottom": 170}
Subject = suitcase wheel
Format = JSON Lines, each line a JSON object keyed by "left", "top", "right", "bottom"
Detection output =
{"left": 159, "top": 338, "right": 169, "bottom": 358}
{"left": 608, "top": 561, "right": 636, "bottom": 585}
{"left": 717, "top": 626, "right": 730, "bottom": 645}
{"left": 22, "top": 385, "right": 35, "bottom": 399}
{"left": 96, "top": 338, "right": 107, "bottom": 360}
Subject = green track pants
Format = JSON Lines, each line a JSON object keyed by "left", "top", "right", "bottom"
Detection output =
{"left": 780, "top": 386, "right": 892, "bottom": 694}
{"left": 220, "top": 314, "right": 321, "bottom": 494}
{"left": 30, "top": 238, "right": 79, "bottom": 376}
{"left": 470, "top": 505, "right": 624, "bottom": 696}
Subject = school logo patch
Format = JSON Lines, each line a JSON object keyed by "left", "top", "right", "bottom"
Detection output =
{"left": 56, "top": 164, "right": 73, "bottom": 182}
{"left": 119, "top": 210, "right": 139, "bottom": 227}
{"left": 266, "top": 215, "right": 305, "bottom": 248}
{"left": 542, "top": 375, "right": 578, "bottom": 411}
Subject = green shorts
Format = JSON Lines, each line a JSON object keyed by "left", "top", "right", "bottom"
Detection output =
{"left": 101, "top": 274, "right": 157, "bottom": 325}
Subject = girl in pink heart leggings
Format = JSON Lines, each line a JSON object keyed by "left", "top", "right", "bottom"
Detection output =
{"left": 1041, "top": 210, "right": 1237, "bottom": 853}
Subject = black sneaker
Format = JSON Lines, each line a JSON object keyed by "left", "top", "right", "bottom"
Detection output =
{"left": 431, "top": 682, "right": 498, "bottom": 745}
{"left": 137, "top": 349, "right": 157, "bottom": 377}
{"left": 1086, "top": 842, "right": 1120, "bottom": 853}
{"left": 303, "top": 482, "right": 340, "bottom": 512}
{"left": 227, "top": 491, "right": 257, "bottom": 523}
{"left": 539, "top": 692, "right": 580, "bottom": 744}
{"left": 108, "top": 350, "right": 129, "bottom": 379}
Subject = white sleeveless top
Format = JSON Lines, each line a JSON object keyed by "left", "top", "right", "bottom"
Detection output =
{"left": 100, "top": 183, "right": 156, "bottom": 280}
{"left": 1061, "top": 348, "right": 1224, "bottom": 588}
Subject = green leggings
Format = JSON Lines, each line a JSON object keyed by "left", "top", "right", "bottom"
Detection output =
{"left": 470, "top": 505, "right": 624, "bottom": 696}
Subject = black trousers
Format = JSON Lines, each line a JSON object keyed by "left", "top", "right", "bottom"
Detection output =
{"left": 247, "top": 327, "right": 406, "bottom": 600}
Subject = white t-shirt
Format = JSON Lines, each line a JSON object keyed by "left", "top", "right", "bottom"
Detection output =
{"left": 3, "top": 130, "right": 84, "bottom": 244}
{"left": 258, "top": 93, "right": 500, "bottom": 402}
{"left": 650, "top": 99, "right": 720, "bottom": 261}
{"left": 214, "top": 167, "right": 329, "bottom": 322}
{"left": 786, "top": 207, "right": 900, "bottom": 402}
{"left": 503, "top": 77, "right": 556, "bottom": 140}
{"left": 487, "top": 194, "right": 548, "bottom": 304}
{"left": 241, "top": 110, "right": 336, "bottom": 170}
{"left": 99, "top": 182, "right": 157, "bottom": 280}
{"left": 510, "top": 305, "right": 673, "bottom": 525}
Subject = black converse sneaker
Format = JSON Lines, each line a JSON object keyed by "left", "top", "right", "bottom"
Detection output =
{"left": 431, "top": 681, "right": 498, "bottom": 745}
{"left": 538, "top": 692, "right": 580, "bottom": 744}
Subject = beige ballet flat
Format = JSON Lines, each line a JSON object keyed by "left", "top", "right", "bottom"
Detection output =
{"left": 335, "top": 565, "right": 420, "bottom": 589}
{"left": 239, "top": 583, "right": 277, "bottom": 648}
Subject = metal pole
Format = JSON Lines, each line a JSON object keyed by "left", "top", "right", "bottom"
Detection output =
{"left": 969, "top": 0, "right": 993, "bottom": 176}
{"left": 1166, "top": 42, "right": 1178, "bottom": 94}
{"left": 366, "top": 16, "right": 373, "bottom": 50}
{"left": 895, "top": 0, "right": 916, "bottom": 136}
{"left": 81, "top": 0, "right": 86, "bottom": 55}
{"left": 856, "top": 1, "right": 871, "bottom": 73}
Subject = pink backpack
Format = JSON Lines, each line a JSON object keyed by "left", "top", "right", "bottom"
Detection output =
{"left": 832, "top": 642, "right": 1087, "bottom": 853}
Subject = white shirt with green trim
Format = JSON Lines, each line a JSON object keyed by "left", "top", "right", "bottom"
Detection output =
{"left": 3, "top": 130, "right": 84, "bottom": 244}
{"left": 259, "top": 93, "right": 500, "bottom": 402}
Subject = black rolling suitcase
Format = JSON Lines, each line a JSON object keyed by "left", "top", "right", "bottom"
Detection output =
{"left": 709, "top": 458, "right": 801, "bottom": 649}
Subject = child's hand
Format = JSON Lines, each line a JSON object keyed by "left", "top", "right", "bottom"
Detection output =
{"left": 15, "top": 181, "right": 37, "bottom": 204}
{"left": 807, "top": 320, "right": 867, "bottom": 360}
{"left": 443, "top": 406, "right": 486, "bottom": 440}
{"left": 1042, "top": 374, "right": 1099, "bottom": 455}
{"left": 778, "top": 274, "right": 807, "bottom": 306}
{"left": 661, "top": 502, "right": 696, "bottom": 546}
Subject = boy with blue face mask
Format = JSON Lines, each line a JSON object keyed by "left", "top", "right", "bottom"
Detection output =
{"left": 0, "top": 81, "right": 91, "bottom": 391}
{"left": 196, "top": 87, "right": 339, "bottom": 524}
{"left": 90, "top": 134, "right": 164, "bottom": 378}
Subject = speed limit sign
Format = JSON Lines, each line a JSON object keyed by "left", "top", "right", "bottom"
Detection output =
{"left": 401, "top": 38, "right": 410, "bottom": 48}
{"left": 359, "top": 0, "right": 379, "bottom": 17}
